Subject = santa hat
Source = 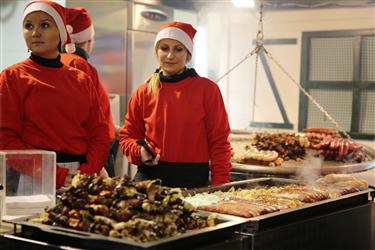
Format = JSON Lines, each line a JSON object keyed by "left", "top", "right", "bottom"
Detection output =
{"left": 154, "top": 21, "right": 197, "bottom": 54}
{"left": 23, "top": 0, "right": 75, "bottom": 53}
{"left": 66, "top": 7, "right": 95, "bottom": 44}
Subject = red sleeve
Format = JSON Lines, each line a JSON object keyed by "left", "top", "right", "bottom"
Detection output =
{"left": 77, "top": 77, "right": 110, "bottom": 175}
{"left": 204, "top": 83, "right": 232, "bottom": 186}
{"left": 118, "top": 88, "right": 145, "bottom": 166}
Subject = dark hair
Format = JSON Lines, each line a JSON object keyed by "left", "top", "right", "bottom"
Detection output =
{"left": 57, "top": 41, "right": 62, "bottom": 53}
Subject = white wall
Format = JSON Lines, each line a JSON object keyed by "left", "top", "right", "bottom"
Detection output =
{"left": 197, "top": 5, "right": 375, "bottom": 148}
{"left": 1, "top": 1, "right": 29, "bottom": 70}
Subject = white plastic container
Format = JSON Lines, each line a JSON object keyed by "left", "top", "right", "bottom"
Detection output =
{"left": 0, "top": 150, "right": 56, "bottom": 219}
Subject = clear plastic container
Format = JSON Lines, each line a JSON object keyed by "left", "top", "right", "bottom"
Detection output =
{"left": 0, "top": 150, "right": 56, "bottom": 219}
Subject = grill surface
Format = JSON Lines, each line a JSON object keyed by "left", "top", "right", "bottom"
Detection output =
{"left": 187, "top": 177, "right": 374, "bottom": 232}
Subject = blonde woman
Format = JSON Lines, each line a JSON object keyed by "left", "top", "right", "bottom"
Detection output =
{"left": 119, "top": 21, "right": 231, "bottom": 188}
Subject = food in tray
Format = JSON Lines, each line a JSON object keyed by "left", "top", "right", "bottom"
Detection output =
{"left": 316, "top": 173, "right": 357, "bottom": 184}
{"left": 248, "top": 195, "right": 302, "bottom": 210}
{"left": 199, "top": 200, "right": 266, "bottom": 218}
{"left": 228, "top": 185, "right": 327, "bottom": 203}
{"left": 229, "top": 197, "right": 281, "bottom": 213}
{"left": 303, "top": 127, "right": 368, "bottom": 163}
{"left": 267, "top": 185, "right": 328, "bottom": 203}
{"left": 250, "top": 132, "right": 310, "bottom": 161}
{"left": 183, "top": 191, "right": 230, "bottom": 207}
{"left": 185, "top": 175, "right": 368, "bottom": 218}
{"left": 302, "top": 127, "right": 341, "bottom": 145}
{"left": 315, "top": 174, "right": 369, "bottom": 198}
{"left": 229, "top": 185, "right": 328, "bottom": 204}
{"left": 197, "top": 194, "right": 304, "bottom": 218}
{"left": 29, "top": 174, "right": 215, "bottom": 243}
{"left": 231, "top": 132, "right": 310, "bottom": 166}
{"left": 230, "top": 128, "right": 371, "bottom": 165}
{"left": 232, "top": 144, "right": 283, "bottom": 166}
{"left": 311, "top": 135, "right": 367, "bottom": 163}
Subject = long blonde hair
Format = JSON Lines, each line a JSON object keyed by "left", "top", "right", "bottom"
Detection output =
{"left": 148, "top": 67, "right": 161, "bottom": 95}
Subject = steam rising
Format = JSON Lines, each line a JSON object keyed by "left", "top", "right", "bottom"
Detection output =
{"left": 296, "top": 155, "right": 324, "bottom": 186}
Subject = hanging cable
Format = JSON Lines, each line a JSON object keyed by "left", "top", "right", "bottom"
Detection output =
{"left": 216, "top": 47, "right": 258, "bottom": 83}
{"left": 255, "top": 2, "right": 264, "bottom": 48}
{"left": 251, "top": 2, "right": 263, "bottom": 123}
{"left": 251, "top": 52, "right": 260, "bottom": 122}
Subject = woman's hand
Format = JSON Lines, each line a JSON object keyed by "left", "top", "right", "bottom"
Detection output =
{"left": 141, "top": 146, "right": 160, "bottom": 166}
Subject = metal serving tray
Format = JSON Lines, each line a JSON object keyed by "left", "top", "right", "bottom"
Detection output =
{"left": 186, "top": 177, "right": 374, "bottom": 233}
{"left": 231, "top": 158, "right": 375, "bottom": 175}
{"left": 230, "top": 132, "right": 375, "bottom": 175}
{"left": 6, "top": 211, "right": 248, "bottom": 250}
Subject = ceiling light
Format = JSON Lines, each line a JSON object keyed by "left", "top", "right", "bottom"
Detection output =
{"left": 232, "top": 0, "right": 255, "bottom": 8}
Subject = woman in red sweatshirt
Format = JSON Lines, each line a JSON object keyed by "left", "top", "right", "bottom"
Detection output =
{"left": 119, "top": 21, "right": 232, "bottom": 188}
{"left": 0, "top": 0, "right": 110, "bottom": 189}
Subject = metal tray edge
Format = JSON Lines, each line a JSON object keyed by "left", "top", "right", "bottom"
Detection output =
{"left": 5, "top": 211, "right": 249, "bottom": 248}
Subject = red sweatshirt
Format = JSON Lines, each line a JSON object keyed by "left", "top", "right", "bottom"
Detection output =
{"left": 119, "top": 72, "right": 232, "bottom": 185}
{"left": 61, "top": 53, "right": 115, "bottom": 141}
{"left": 0, "top": 58, "right": 110, "bottom": 187}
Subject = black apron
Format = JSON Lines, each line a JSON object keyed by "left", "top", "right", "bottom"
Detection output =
{"left": 136, "top": 161, "right": 209, "bottom": 188}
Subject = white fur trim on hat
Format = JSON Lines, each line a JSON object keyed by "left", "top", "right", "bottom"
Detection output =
{"left": 23, "top": 2, "right": 67, "bottom": 49}
{"left": 65, "top": 43, "right": 76, "bottom": 53}
{"left": 70, "top": 24, "right": 95, "bottom": 43}
{"left": 154, "top": 26, "right": 194, "bottom": 54}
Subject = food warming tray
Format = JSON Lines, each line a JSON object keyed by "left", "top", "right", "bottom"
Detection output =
{"left": 6, "top": 211, "right": 248, "bottom": 250}
{"left": 186, "top": 177, "right": 374, "bottom": 233}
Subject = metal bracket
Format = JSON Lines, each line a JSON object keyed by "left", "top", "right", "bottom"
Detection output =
{"left": 249, "top": 39, "right": 297, "bottom": 130}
